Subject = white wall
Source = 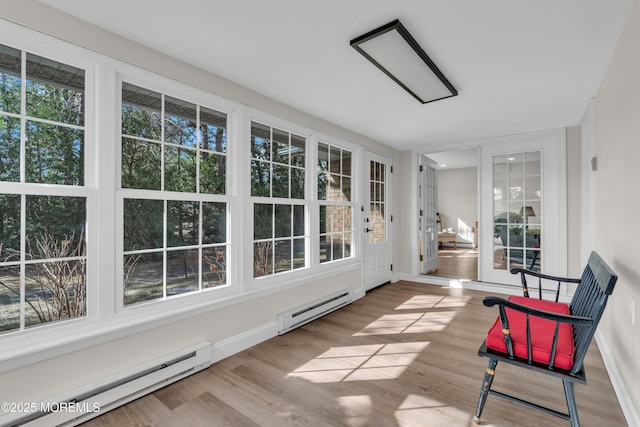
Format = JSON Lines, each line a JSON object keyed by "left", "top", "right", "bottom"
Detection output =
{"left": 437, "top": 167, "right": 478, "bottom": 246}
{"left": 0, "top": 0, "right": 400, "bottom": 404}
{"left": 593, "top": 0, "right": 640, "bottom": 423}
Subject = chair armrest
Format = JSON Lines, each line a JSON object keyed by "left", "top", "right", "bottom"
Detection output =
{"left": 510, "top": 268, "right": 581, "bottom": 301}
{"left": 483, "top": 296, "right": 593, "bottom": 326}
{"left": 509, "top": 268, "right": 581, "bottom": 284}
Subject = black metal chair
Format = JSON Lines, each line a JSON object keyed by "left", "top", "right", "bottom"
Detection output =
{"left": 473, "top": 251, "right": 618, "bottom": 427}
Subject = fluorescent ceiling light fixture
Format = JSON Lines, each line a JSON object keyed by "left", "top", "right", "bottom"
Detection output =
{"left": 351, "top": 20, "right": 457, "bottom": 104}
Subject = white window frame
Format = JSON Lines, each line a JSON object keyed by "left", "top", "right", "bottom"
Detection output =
{"left": 113, "top": 68, "right": 240, "bottom": 318}
{"left": 317, "top": 139, "right": 357, "bottom": 265}
{"left": 0, "top": 21, "right": 100, "bottom": 359}
{"left": 245, "top": 111, "right": 311, "bottom": 289}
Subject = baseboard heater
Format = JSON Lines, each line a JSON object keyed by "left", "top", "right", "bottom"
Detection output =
{"left": 277, "top": 289, "right": 351, "bottom": 335}
{"left": 2, "top": 342, "right": 212, "bottom": 427}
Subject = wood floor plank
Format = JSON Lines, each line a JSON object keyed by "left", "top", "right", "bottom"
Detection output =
{"left": 81, "top": 281, "right": 628, "bottom": 427}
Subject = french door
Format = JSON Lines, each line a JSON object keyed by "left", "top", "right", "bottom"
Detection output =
{"left": 420, "top": 155, "right": 438, "bottom": 274}
{"left": 479, "top": 129, "right": 567, "bottom": 287}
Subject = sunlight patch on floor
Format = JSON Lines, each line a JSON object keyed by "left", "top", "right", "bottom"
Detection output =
{"left": 395, "top": 295, "right": 444, "bottom": 310}
{"left": 286, "top": 342, "right": 429, "bottom": 383}
{"left": 335, "top": 395, "right": 372, "bottom": 426}
{"left": 354, "top": 311, "right": 458, "bottom": 336}
{"left": 395, "top": 394, "right": 483, "bottom": 427}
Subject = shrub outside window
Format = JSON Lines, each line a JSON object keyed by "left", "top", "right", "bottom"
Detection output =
{"left": 120, "top": 82, "right": 228, "bottom": 306}
{"left": 0, "top": 44, "right": 87, "bottom": 333}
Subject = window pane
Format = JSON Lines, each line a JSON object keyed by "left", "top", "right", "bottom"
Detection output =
{"left": 202, "top": 246, "right": 226, "bottom": 287}
{"left": 0, "top": 44, "right": 21, "bottom": 115}
{"left": 329, "top": 174, "right": 341, "bottom": 201}
{"left": 251, "top": 122, "right": 270, "bottom": 160}
{"left": 124, "top": 199, "right": 163, "bottom": 251}
{"left": 275, "top": 204, "right": 291, "bottom": 238}
{"left": 26, "top": 121, "right": 84, "bottom": 185}
{"left": 291, "top": 134, "right": 305, "bottom": 167}
{"left": 291, "top": 167, "right": 304, "bottom": 199}
{"left": 332, "top": 234, "right": 344, "bottom": 260}
{"left": 0, "top": 116, "right": 20, "bottom": 181}
{"left": 122, "top": 83, "right": 161, "bottom": 140}
{"left": 0, "top": 265, "right": 20, "bottom": 332}
{"left": 24, "top": 260, "right": 86, "bottom": 327}
{"left": 272, "top": 128, "right": 289, "bottom": 165}
{"left": 319, "top": 235, "right": 328, "bottom": 263}
{"left": 293, "top": 205, "right": 305, "bottom": 236}
{"left": 318, "top": 142, "right": 328, "bottom": 200}
{"left": 272, "top": 164, "right": 289, "bottom": 198}
{"left": 342, "top": 176, "right": 351, "bottom": 202}
{"left": 202, "top": 202, "right": 226, "bottom": 244}
{"left": 166, "top": 249, "right": 199, "bottom": 296}
{"left": 200, "top": 107, "right": 227, "bottom": 152}
{"left": 254, "top": 203, "right": 273, "bottom": 240}
{"left": 319, "top": 205, "right": 327, "bottom": 234}
{"left": 0, "top": 194, "right": 20, "bottom": 259}
{"left": 251, "top": 160, "right": 270, "bottom": 197}
{"left": 253, "top": 241, "right": 273, "bottom": 277}
{"left": 167, "top": 200, "right": 199, "bottom": 248}
{"left": 164, "top": 96, "right": 197, "bottom": 147}
{"left": 329, "top": 146, "right": 340, "bottom": 173}
{"left": 344, "top": 232, "right": 352, "bottom": 258}
{"left": 293, "top": 238, "right": 305, "bottom": 269}
{"left": 25, "top": 195, "right": 85, "bottom": 260}
{"left": 123, "top": 252, "right": 163, "bottom": 305}
{"left": 121, "top": 138, "right": 161, "bottom": 190}
{"left": 342, "top": 149, "right": 352, "bottom": 176}
{"left": 200, "top": 152, "right": 226, "bottom": 194}
{"left": 164, "top": 146, "right": 197, "bottom": 193}
{"left": 26, "top": 53, "right": 84, "bottom": 126}
{"left": 274, "top": 239, "right": 292, "bottom": 273}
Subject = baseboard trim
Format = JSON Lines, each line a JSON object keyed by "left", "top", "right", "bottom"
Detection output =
{"left": 210, "top": 322, "right": 278, "bottom": 364}
{"left": 595, "top": 329, "right": 639, "bottom": 427}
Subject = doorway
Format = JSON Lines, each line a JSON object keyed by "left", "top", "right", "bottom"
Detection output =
{"left": 421, "top": 148, "right": 479, "bottom": 281}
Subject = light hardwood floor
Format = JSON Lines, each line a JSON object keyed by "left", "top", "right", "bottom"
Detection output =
{"left": 82, "top": 281, "right": 627, "bottom": 427}
{"left": 424, "top": 247, "right": 478, "bottom": 281}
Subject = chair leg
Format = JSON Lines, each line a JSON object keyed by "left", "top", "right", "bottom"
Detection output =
{"left": 474, "top": 358, "right": 498, "bottom": 424}
{"left": 563, "top": 380, "right": 580, "bottom": 427}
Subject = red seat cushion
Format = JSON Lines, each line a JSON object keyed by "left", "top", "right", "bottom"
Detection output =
{"left": 485, "top": 296, "right": 575, "bottom": 370}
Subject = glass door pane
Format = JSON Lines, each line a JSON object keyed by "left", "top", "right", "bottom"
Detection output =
{"left": 493, "top": 151, "right": 541, "bottom": 272}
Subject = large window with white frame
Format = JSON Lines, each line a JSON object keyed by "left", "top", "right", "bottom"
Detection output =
{"left": 119, "top": 82, "right": 229, "bottom": 306}
{"left": 0, "top": 19, "right": 365, "bottom": 359}
{"left": 0, "top": 43, "right": 88, "bottom": 333}
{"left": 250, "top": 121, "right": 307, "bottom": 278}
{"left": 318, "top": 141, "right": 354, "bottom": 263}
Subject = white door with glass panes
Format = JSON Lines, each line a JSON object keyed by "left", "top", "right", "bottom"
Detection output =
{"left": 479, "top": 129, "right": 567, "bottom": 288}
{"left": 420, "top": 155, "right": 438, "bottom": 274}
{"left": 364, "top": 151, "right": 392, "bottom": 290}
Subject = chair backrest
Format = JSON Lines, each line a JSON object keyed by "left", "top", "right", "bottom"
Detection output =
{"left": 568, "top": 251, "right": 618, "bottom": 374}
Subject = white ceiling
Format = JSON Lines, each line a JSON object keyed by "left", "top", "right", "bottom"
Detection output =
{"left": 39, "top": 0, "right": 632, "bottom": 152}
